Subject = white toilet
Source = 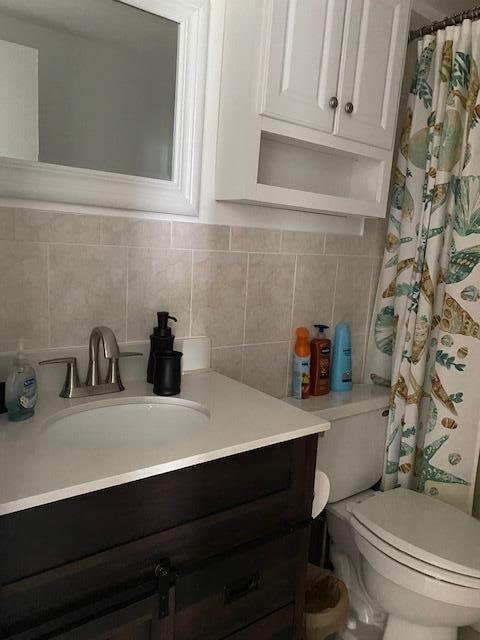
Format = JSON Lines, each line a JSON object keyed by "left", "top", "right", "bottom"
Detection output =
{"left": 309, "top": 387, "right": 480, "bottom": 640}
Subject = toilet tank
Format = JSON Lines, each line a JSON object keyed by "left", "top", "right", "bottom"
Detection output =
{"left": 317, "top": 404, "right": 389, "bottom": 503}
{"left": 284, "top": 385, "right": 390, "bottom": 503}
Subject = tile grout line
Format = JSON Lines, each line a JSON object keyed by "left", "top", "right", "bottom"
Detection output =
{"left": 125, "top": 247, "right": 129, "bottom": 343}
{"left": 188, "top": 251, "right": 195, "bottom": 338}
{"left": 213, "top": 339, "right": 290, "bottom": 349}
{"left": 240, "top": 254, "right": 250, "bottom": 383}
{"left": 330, "top": 256, "right": 340, "bottom": 328}
{"left": 46, "top": 243, "right": 51, "bottom": 348}
{"left": 285, "top": 254, "right": 298, "bottom": 397}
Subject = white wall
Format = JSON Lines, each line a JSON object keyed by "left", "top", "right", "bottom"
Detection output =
{"left": 412, "top": 0, "right": 479, "bottom": 21}
{"left": 0, "top": 39, "right": 38, "bottom": 161}
{"left": 0, "top": 11, "right": 177, "bottom": 180}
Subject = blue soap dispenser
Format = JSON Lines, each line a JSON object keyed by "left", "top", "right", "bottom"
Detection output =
{"left": 330, "top": 323, "right": 353, "bottom": 392}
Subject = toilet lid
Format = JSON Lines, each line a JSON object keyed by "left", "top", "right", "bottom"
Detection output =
{"left": 351, "top": 488, "right": 480, "bottom": 579}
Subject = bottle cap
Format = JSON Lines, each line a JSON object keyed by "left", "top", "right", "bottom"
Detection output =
{"left": 314, "top": 324, "right": 329, "bottom": 334}
{"left": 14, "top": 338, "right": 28, "bottom": 364}
{"left": 296, "top": 327, "right": 310, "bottom": 339}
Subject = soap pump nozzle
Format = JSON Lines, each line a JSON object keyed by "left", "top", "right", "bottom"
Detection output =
{"left": 155, "top": 312, "right": 177, "bottom": 337}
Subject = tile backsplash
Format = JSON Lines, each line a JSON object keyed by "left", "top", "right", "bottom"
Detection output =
{"left": 0, "top": 207, "right": 385, "bottom": 398}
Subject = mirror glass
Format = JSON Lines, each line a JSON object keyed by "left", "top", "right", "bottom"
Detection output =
{"left": 0, "top": 0, "right": 178, "bottom": 180}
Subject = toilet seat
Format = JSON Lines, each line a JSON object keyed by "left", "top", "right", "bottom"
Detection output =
{"left": 353, "top": 525, "right": 480, "bottom": 612}
{"left": 351, "top": 488, "right": 480, "bottom": 583}
{"left": 351, "top": 515, "right": 480, "bottom": 589}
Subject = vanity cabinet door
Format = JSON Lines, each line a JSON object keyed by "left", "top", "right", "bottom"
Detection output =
{"left": 261, "top": 0, "right": 346, "bottom": 133}
{"left": 174, "top": 526, "right": 309, "bottom": 640}
{"left": 336, "top": 0, "right": 410, "bottom": 148}
{"left": 47, "top": 593, "right": 174, "bottom": 640}
{"left": 226, "top": 605, "right": 294, "bottom": 639}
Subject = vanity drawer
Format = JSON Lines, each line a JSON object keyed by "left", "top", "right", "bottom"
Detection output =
{"left": 226, "top": 605, "right": 294, "bottom": 640}
{"left": 174, "top": 525, "right": 308, "bottom": 640}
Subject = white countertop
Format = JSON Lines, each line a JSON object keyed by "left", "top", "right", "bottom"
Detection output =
{"left": 284, "top": 384, "right": 390, "bottom": 421}
{"left": 0, "top": 371, "right": 329, "bottom": 516}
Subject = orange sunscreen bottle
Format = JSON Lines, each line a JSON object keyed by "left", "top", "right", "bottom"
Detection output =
{"left": 293, "top": 327, "right": 310, "bottom": 399}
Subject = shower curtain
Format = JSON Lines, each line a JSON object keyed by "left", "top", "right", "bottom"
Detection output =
{"left": 365, "top": 19, "right": 480, "bottom": 514}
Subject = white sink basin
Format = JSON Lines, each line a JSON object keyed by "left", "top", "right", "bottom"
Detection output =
{"left": 44, "top": 397, "right": 210, "bottom": 449}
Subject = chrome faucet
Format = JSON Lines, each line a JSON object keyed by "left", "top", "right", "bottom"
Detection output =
{"left": 86, "top": 326, "right": 120, "bottom": 387}
{"left": 39, "top": 326, "right": 142, "bottom": 398}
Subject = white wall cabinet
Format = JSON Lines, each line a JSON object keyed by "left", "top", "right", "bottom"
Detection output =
{"left": 216, "top": 0, "right": 411, "bottom": 218}
{"left": 262, "top": 0, "right": 409, "bottom": 150}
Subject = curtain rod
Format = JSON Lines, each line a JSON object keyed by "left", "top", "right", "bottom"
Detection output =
{"left": 409, "top": 5, "right": 480, "bottom": 42}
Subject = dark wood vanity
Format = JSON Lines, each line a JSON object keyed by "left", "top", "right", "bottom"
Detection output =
{"left": 1, "top": 435, "right": 317, "bottom": 639}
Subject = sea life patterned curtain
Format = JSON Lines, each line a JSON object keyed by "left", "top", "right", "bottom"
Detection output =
{"left": 365, "top": 20, "right": 480, "bottom": 514}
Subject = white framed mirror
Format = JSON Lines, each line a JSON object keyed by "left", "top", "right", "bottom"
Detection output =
{"left": 0, "top": 0, "right": 209, "bottom": 216}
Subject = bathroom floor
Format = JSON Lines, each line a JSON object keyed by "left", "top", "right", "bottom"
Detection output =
{"left": 459, "top": 629, "right": 480, "bottom": 640}
{"left": 338, "top": 624, "right": 479, "bottom": 639}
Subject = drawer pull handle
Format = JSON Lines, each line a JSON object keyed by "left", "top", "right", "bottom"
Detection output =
{"left": 155, "top": 559, "right": 173, "bottom": 619}
{"left": 382, "top": 409, "right": 389, "bottom": 417}
{"left": 224, "top": 572, "right": 259, "bottom": 604}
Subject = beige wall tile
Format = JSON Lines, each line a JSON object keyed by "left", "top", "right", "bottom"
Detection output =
{"left": 231, "top": 226, "right": 281, "bottom": 252}
{"left": 172, "top": 222, "right": 229, "bottom": 250}
{"left": 211, "top": 346, "right": 243, "bottom": 382}
{"left": 0, "top": 241, "right": 49, "bottom": 351}
{"left": 286, "top": 341, "right": 294, "bottom": 397}
{"left": 281, "top": 230, "right": 325, "bottom": 254}
{"left": 15, "top": 209, "right": 100, "bottom": 244}
{"left": 351, "top": 332, "right": 366, "bottom": 383}
{"left": 127, "top": 248, "right": 191, "bottom": 340}
{"left": 49, "top": 244, "right": 127, "bottom": 347}
{"left": 243, "top": 342, "right": 289, "bottom": 398}
{"left": 366, "top": 257, "right": 382, "bottom": 339}
{"left": 292, "top": 255, "right": 337, "bottom": 334}
{"left": 0, "top": 207, "right": 14, "bottom": 240}
{"left": 100, "top": 216, "right": 170, "bottom": 248}
{"left": 325, "top": 219, "right": 379, "bottom": 256}
{"left": 245, "top": 253, "right": 295, "bottom": 343}
{"left": 192, "top": 251, "right": 247, "bottom": 346}
{"left": 333, "top": 256, "right": 373, "bottom": 334}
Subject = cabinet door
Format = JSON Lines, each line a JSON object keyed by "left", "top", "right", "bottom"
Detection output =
{"left": 336, "top": 0, "right": 410, "bottom": 149}
{"left": 48, "top": 594, "right": 174, "bottom": 640}
{"left": 7, "top": 592, "right": 175, "bottom": 640}
{"left": 175, "top": 526, "right": 308, "bottom": 640}
{"left": 261, "top": 0, "right": 346, "bottom": 133}
{"left": 226, "top": 605, "right": 294, "bottom": 639}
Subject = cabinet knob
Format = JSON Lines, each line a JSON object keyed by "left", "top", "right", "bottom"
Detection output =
{"left": 345, "top": 102, "right": 354, "bottom": 114}
{"left": 329, "top": 96, "right": 339, "bottom": 109}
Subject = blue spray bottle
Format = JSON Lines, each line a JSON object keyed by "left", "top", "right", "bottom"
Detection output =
{"left": 330, "top": 323, "right": 353, "bottom": 392}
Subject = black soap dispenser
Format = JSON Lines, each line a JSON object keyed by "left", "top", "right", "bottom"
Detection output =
{"left": 147, "top": 312, "right": 177, "bottom": 383}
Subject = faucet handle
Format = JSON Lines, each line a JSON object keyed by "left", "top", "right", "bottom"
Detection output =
{"left": 38, "top": 357, "right": 82, "bottom": 398}
{"left": 105, "top": 352, "right": 143, "bottom": 388}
